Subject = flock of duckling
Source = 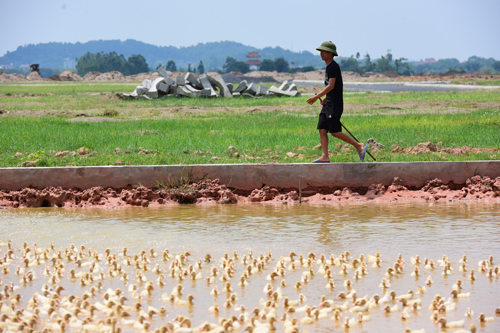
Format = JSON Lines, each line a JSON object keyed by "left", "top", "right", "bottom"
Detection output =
{"left": 0, "top": 241, "right": 499, "bottom": 333}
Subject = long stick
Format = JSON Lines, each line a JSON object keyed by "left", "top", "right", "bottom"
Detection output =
{"left": 316, "top": 95, "right": 376, "bottom": 161}
{"left": 340, "top": 121, "right": 376, "bottom": 161}
{"left": 299, "top": 180, "right": 302, "bottom": 204}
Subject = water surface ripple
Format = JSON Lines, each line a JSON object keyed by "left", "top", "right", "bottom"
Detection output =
{"left": 1, "top": 202, "right": 499, "bottom": 332}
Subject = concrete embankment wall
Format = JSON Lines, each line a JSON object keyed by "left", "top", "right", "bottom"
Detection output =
{"left": 1, "top": 161, "right": 499, "bottom": 191}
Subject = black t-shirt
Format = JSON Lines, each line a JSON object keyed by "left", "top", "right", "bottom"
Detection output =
{"left": 323, "top": 60, "right": 343, "bottom": 112}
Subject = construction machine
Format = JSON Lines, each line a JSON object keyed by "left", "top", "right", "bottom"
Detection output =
{"left": 29, "top": 64, "right": 40, "bottom": 76}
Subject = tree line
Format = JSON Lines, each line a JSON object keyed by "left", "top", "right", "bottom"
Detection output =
{"left": 0, "top": 40, "right": 323, "bottom": 71}
{"left": 339, "top": 50, "right": 500, "bottom": 75}
{"left": 75, "top": 52, "right": 149, "bottom": 76}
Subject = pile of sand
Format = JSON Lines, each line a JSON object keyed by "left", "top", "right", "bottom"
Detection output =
{"left": 92, "top": 71, "right": 125, "bottom": 81}
{"left": 124, "top": 72, "right": 160, "bottom": 82}
{"left": 59, "top": 71, "right": 83, "bottom": 81}
{"left": 26, "top": 72, "right": 46, "bottom": 82}
{"left": 82, "top": 71, "right": 102, "bottom": 81}
{"left": 242, "top": 70, "right": 325, "bottom": 81}
{"left": 0, "top": 72, "right": 27, "bottom": 83}
{"left": 48, "top": 74, "right": 61, "bottom": 81}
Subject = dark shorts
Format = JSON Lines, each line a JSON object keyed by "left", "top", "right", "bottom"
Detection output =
{"left": 317, "top": 104, "right": 342, "bottom": 133}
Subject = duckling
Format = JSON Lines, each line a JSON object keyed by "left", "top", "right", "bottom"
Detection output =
{"left": 372, "top": 257, "right": 382, "bottom": 268}
{"left": 452, "top": 279, "right": 464, "bottom": 291}
{"left": 469, "top": 269, "right": 476, "bottom": 281}
{"left": 410, "top": 267, "right": 420, "bottom": 277}
{"left": 173, "top": 294, "right": 195, "bottom": 306}
{"left": 383, "top": 304, "right": 399, "bottom": 312}
{"left": 332, "top": 301, "right": 349, "bottom": 312}
{"left": 416, "top": 286, "right": 427, "bottom": 294}
{"left": 300, "top": 309, "right": 319, "bottom": 325}
{"left": 437, "top": 255, "right": 448, "bottom": 266}
{"left": 385, "top": 267, "right": 396, "bottom": 276}
{"left": 379, "top": 290, "right": 396, "bottom": 304}
{"left": 410, "top": 255, "right": 421, "bottom": 265}
{"left": 450, "top": 289, "right": 470, "bottom": 298}
{"left": 424, "top": 260, "right": 435, "bottom": 270}
{"left": 436, "top": 317, "right": 464, "bottom": 328}
{"left": 350, "top": 300, "right": 368, "bottom": 312}
{"left": 464, "top": 307, "right": 474, "bottom": 317}
{"left": 398, "top": 297, "right": 422, "bottom": 308}
{"left": 170, "top": 284, "right": 183, "bottom": 297}
{"left": 266, "top": 271, "right": 279, "bottom": 281}
{"left": 425, "top": 275, "right": 434, "bottom": 286}
{"left": 222, "top": 282, "right": 233, "bottom": 292}
{"left": 478, "top": 313, "right": 494, "bottom": 322}
{"left": 378, "top": 278, "right": 390, "bottom": 289}
{"left": 395, "top": 290, "right": 414, "bottom": 300}
{"left": 459, "top": 262, "right": 468, "bottom": 272}
{"left": 429, "top": 310, "right": 439, "bottom": 321}
{"left": 338, "top": 265, "right": 348, "bottom": 275}
{"left": 284, "top": 252, "right": 297, "bottom": 262}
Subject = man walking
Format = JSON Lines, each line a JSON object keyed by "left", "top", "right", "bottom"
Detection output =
{"left": 307, "top": 41, "right": 369, "bottom": 163}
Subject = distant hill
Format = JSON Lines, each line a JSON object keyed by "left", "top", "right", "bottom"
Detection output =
{"left": 0, "top": 40, "right": 324, "bottom": 70}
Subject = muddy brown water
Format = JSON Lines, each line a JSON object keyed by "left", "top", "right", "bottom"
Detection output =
{"left": 1, "top": 202, "right": 499, "bottom": 332}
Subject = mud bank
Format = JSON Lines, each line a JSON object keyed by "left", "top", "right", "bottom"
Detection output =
{"left": 1, "top": 175, "right": 499, "bottom": 208}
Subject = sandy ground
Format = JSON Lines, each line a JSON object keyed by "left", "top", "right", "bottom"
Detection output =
{"left": 1, "top": 175, "right": 499, "bottom": 209}
{"left": 2, "top": 69, "right": 499, "bottom": 84}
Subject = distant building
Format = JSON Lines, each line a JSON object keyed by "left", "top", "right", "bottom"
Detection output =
{"left": 413, "top": 58, "right": 437, "bottom": 65}
{"left": 63, "top": 58, "right": 75, "bottom": 68}
{"left": 245, "top": 52, "right": 261, "bottom": 71}
{"left": 0, "top": 63, "right": 13, "bottom": 69}
{"left": 20, "top": 64, "right": 30, "bottom": 69}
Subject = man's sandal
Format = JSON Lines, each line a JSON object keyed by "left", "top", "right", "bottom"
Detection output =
{"left": 359, "top": 144, "right": 370, "bottom": 162}
{"left": 312, "top": 158, "right": 330, "bottom": 163}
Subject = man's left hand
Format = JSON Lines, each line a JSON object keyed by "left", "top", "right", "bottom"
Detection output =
{"left": 307, "top": 95, "right": 319, "bottom": 105}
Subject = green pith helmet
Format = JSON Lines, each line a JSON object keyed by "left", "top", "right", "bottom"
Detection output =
{"left": 316, "top": 41, "right": 338, "bottom": 56}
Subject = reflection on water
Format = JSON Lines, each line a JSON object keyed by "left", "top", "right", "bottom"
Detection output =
{"left": 2, "top": 202, "right": 499, "bottom": 258}
{"left": 1, "top": 202, "right": 499, "bottom": 332}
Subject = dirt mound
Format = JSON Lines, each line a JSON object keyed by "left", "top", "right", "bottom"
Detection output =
{"left": 383, "top": 71, "right": 400, "bottom": 78}
{"left": 48, "top": 74, "right": 61, "bottom": 81}
{"left": 26, "top": 72, "right": 46, "bottom": 82}
{"left": 391, "top": 142, "right": 500, "bottom": 155}
{"left": 59, "top": 71, "right": 83, "bottom": 81}
{"left": 473, "top": 70, "right": 492, "bottom": 75}
{"left": 0, "top": 72, "right": 27, "bottom": 83}
{"left": 82, "top": 71, "right": 102, "bottom": 81}
{"left": 124, "top": 72, "right": 160, "bottom": 82}
{"left": 248, "top": 186, "right": 299, "bottom": 202}
{"left": 0, "top": 178, "right": 237, "bottom": 208}
{"left": 93, "top": 71, "right": 125, "bottom": 81}
{"left": 241, "top": 70, "right": 324, "bottom": 82}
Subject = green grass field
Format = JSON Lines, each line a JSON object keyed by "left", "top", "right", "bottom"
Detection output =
{"left": 0, "top": 82, "right": 499, "bottom": 167}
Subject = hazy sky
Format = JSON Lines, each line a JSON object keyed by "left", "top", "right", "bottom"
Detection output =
{"left": 2, "top": 0, "right": 499, "bottom": 62}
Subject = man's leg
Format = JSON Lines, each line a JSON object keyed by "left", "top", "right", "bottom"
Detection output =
{"left": 319, "top": 129, "right": 330, "bottom": 161}
{"left": 331, "top": 132, "right": 363, "bottom": 153}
